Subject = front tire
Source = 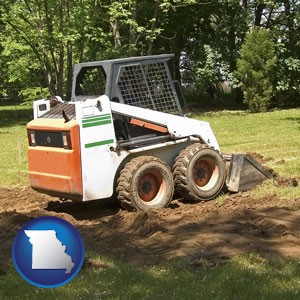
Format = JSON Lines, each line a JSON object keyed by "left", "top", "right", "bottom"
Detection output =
{"left": 117, "top": 156, "right": 174, "bottom": 211}
{"left": 173, "top": 144, "right": 226, "bottom": 202}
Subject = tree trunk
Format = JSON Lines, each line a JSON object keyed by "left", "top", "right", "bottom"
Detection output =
{"left": 66, "top": 40, "right": 73, "bottom": 100}
{"left": 284, "top": 0, "right": 294, "bottom": 44}
{"left": 56, "top": 44, "right": 64, "bottom": 97}
{"left": 234, "top": 86, "right": 244, "bottom": 103}
{"left": 129, "top": 1, "right": 138, "bottom": 56}
{"left": 254, "top": 3, "right": 265, "bottom": 27}
{"left": 147, "top": 1, "right": 160, "bottom": 56}
{"left": 240, "top": 0, "right": 248, "bottom": 9}
{"left": 110, "top": 19, "right": 122, "bottom": 48}
{"left": 43, "top": 65, "right": 56, "bottom": 96}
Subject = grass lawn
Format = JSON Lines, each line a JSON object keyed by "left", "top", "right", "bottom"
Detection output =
{"left": 0, "top": 105, "right": 300, "bottom": 299}
{"left": 198, "top": 109, "right": 300, "bottom": 202}
{"left": 1, "top": 253, "right": 300, "bottom": 300}
{"left": 0, "top": 105, "right": 32, "bottom": 186}
{"left": 197, "top": 109, "right": 300, "bottom": 178}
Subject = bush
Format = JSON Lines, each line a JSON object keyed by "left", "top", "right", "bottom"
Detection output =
{"left": 235, "top": 28, "right": 277, "bottom": 112}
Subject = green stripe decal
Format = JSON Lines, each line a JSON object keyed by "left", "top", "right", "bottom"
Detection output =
{"left": 82, "top": 114, "right": 111, "bottom": 123}
{"left": 85, "top": 139, "right": 114, "bottom": 148}
{"left": 82, "top": 114, "right": 112, "bottom": 128}
{"left": 82, "top": 119, "right": 112, "bottom": 128}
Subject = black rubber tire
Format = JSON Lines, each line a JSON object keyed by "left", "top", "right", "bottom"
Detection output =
{"left": 173, "top": 143, "right": 226, "bottom": 202}
{"left": 117, "top": 156, "right": 174, "bottom": 211}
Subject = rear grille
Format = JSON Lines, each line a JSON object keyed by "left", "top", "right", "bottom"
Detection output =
{"left": 42, "top": 103, "right": 76, "bottom": 119}
{"left": 35, "top": 131, "right": 64, "bottom": 148}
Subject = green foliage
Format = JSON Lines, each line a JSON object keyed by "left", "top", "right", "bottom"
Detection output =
{"left": 195, "top": 46, "right": 223, "bottom": 89}
{"left": 235, "top": 28, "right": 277, "bottom": 112}
{"left": 21, "top": 87, "right": 49, "bottom": 105}
{"left": 0, "top": 0, "right": 299, "bottom": 107}
{"left": 275, "top": 44, "right": 300, "bottom": 106}
{"left": 0, "top": 0, "right": 197, "bottom": 100}
{"left": 179, "top": 1, "right": 248, "bottom": 102}
{"left": 0, "top": 36, "right": 41, "bottom": 103}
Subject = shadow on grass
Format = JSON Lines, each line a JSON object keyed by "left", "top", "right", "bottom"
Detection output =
{"left": 0, "top": 106, "right": 33, "bottom": 128}
{"left": 284, "top": 117, "right": 300, "bottom": 128}
{"left": 0, "top": 258, "right": 293, "bottom": 299}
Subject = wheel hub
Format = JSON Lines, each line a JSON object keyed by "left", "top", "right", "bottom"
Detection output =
{"left": 138, "top": 173, "right": 160, "bottom": 202}
{"left": 193, "top": 160, "right": 213, "bottom": 187}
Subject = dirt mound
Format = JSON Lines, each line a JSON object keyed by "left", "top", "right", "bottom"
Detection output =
{"left": 275, "top": 177, "right": 299, "bottom": 187}
{"left": 1, "top": 186, "right": 300, "bottom": 273}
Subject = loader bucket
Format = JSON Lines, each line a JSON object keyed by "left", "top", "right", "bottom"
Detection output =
{"left": 225, "top": 154, "right": 274, "bottom": 193}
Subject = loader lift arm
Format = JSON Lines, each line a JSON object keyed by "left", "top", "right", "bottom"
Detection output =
{"left": 110, "top": 101, "right": 220, "bottom": 151}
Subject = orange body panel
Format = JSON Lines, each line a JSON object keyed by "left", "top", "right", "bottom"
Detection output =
{"left": 130, "top": 117, "right": 169, "bottom": 133}
{"left": 27, "top": 119, "right": 82, "bottom": 200}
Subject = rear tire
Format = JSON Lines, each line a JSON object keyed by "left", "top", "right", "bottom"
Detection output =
{"left": 117, "top": 156, "right": 174, "bottom": 211}
{"left": 173, "top": 144, "right": 226, "bottom": 202}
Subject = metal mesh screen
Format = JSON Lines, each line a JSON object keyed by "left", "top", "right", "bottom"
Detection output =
{"left": 117, "top": 62, "right": 179, "bottom": 114}
{"left": 75, "top": 67, "right": 106, "bottom": 96}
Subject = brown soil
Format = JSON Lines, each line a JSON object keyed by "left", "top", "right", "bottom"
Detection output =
{"left": 1, "top": 183, "right": 300, "bottom": 273}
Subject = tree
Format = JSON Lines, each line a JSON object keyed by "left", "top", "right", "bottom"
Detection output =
{"left": 0, "top": 0, "right": 131, "bottom": 99}
{"left": 0, "top": 0, "right": 91, "bottom": 99}
{"left": 235, "top": 28, "right": 277, "bottom": 112}
{"left": 0, "top": 0, "right": 194, "bottom": 100}
{"left": 0, "top": 0, "right": 299, "bottom": 108}
{"left": 166, "top": 0, "right": 248, "bottom": 102}
{"left": 240, "top": 0, "right": 300, "bottom": 107}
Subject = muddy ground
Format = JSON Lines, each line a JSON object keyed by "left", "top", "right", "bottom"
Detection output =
{"left": 1, "top": 177, "right": 300, "bottom": 273}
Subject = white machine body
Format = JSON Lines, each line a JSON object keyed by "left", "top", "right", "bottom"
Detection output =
{"left": 29, "top": 95, "right": 219, "bottom": 201}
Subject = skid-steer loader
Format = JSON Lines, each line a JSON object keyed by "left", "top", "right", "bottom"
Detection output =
{"left": 27, "top": 54, "right": 272, "bottom": 211}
